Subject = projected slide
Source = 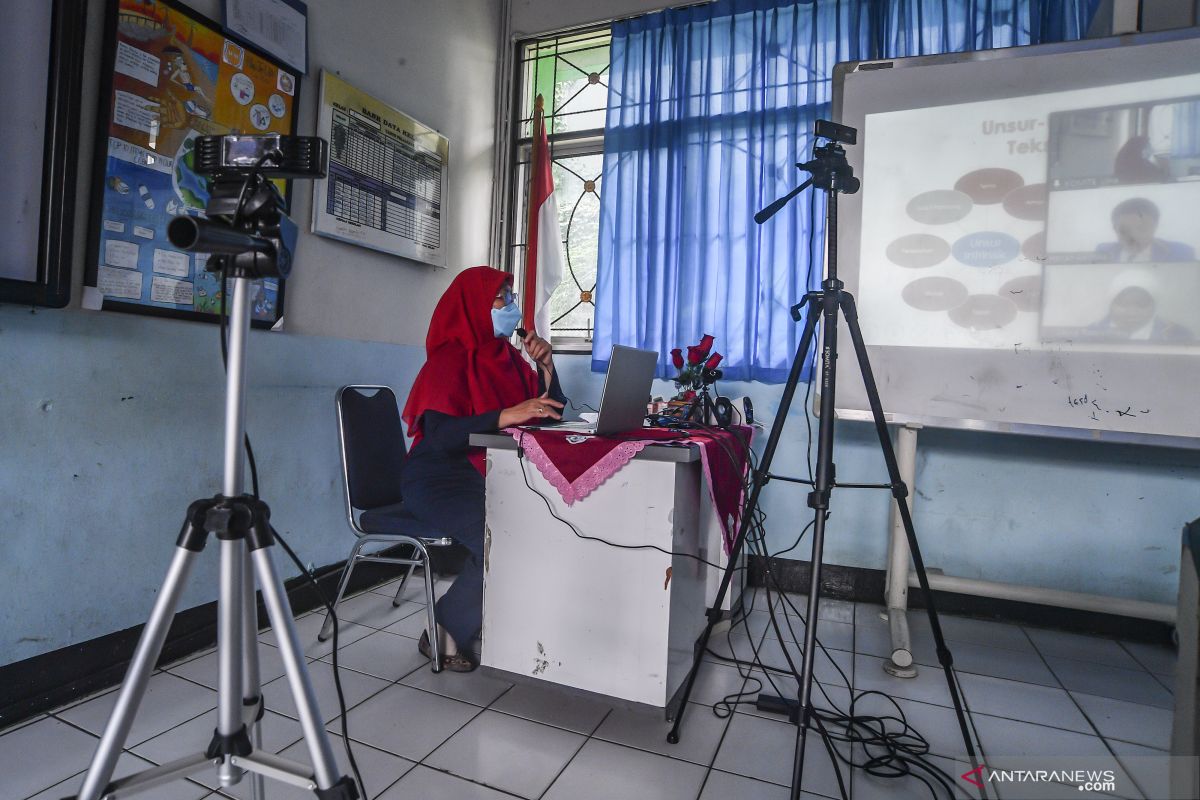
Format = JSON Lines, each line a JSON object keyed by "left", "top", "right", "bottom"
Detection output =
{"left": 858, "top": 76, "right": 1200, "bottom": 352}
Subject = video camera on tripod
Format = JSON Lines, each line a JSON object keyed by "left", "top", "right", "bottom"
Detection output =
{"left": 68, "top": 132, "right": 365, "bottom": 800}
{"left": 167, "top": 133, "right": 328, "bottom": 279}
{"left": 667, "top": 118, "right": 985, "bottom": 800}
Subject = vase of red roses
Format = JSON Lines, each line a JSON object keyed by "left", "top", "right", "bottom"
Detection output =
{"left": 669, "top": 334, "right": 723, "bottom": 404}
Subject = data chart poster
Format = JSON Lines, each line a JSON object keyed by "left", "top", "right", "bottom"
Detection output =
{"left": 86, "top": 0, "right": 298, "bottom": 326}
{"left": 311, "top": 70, "right": 449, "bottom": 267}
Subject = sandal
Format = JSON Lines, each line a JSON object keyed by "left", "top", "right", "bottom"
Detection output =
{"left": 418, "top": 630, "right": 478, "bottom": 672}
{"left": 442, "top": 651, "right": 478, "bottom": 673}
{"left": 418, "top": 630, "right": 433, "bottom": 660}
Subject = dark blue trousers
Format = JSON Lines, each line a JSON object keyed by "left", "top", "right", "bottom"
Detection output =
{"left": 400, "top": 462, "right": 486, "bottom": 650}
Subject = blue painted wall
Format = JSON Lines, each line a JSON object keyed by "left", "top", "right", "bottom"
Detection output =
{"left": 0, "top": 304, "right": 425, "bottom": 667}
{"left": 554, "top": 353, "right": 1199, "bottom": 607}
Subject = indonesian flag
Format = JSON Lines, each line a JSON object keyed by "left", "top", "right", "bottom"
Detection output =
{"left": 522, "top": 95, "right": 565, "bottom": 337}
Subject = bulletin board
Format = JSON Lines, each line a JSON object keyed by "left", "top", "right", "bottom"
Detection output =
{"left": 85, "top": 0, "right": 300, "bottom": 326}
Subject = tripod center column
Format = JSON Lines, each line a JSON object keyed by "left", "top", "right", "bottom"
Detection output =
{"left": 223, "top": 277, "right": 254, "bottom": 496}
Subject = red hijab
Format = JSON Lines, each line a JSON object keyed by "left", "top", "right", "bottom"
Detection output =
{"left": 402, "top": 266, "right": 540, "bottom": 474}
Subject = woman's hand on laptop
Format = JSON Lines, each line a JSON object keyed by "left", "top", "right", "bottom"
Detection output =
{"left": 499, "top": 394, "right": 564, "bottom": 428}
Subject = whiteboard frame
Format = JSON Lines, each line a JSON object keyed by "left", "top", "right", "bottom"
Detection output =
{"left": 825, "top": 27, "right": 1200, "bottom": 451}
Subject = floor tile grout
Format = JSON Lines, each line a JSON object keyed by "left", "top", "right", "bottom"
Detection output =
{"left": 533, "top": 706, "right": 611, "bottom": 800}
{"left": 1020, "top": 624, "right": 1149, "bottom": 800}
{"left": 7, "top": 588, "right": 1178, "bottom": 800}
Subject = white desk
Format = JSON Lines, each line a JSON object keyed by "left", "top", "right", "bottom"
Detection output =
{"left": 471, "top": 432, "right": 741, "bottom": 708}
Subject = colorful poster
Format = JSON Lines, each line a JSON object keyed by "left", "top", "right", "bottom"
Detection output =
{"left": 311, "top": 70, "right": 449, "bottom": 267}
{"left": 87, "top": 0, "right": 298, "bottom": 325}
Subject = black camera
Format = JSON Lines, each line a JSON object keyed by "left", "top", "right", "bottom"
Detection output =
{"left": 194, "top": 134, "right": 328, "bottom": 179}
{"left": 814, "top": 119, "right": 857, "bottom": 145}
{"left": 167, "top": 134, "right": 328, "bottom": 279}
{"left": 803, "top": 120, "right": 860, "bottom": 195}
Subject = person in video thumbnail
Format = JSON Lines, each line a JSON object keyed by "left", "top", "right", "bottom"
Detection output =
{"left": 1112, "top": 136, "right": 1168, "bottom": 184}
{"left": 1095, "top": 198, "right": 1195, "bottom": 263}
{"left": 1087, "top": 271, "right": 1194, "bottom": 343}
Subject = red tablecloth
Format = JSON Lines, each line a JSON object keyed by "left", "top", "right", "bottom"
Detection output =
{"left": 502, "top": 425, "right": 754, "bottom": 554}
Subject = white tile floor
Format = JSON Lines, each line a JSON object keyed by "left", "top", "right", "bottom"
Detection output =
{"left": 1, "top": 577, "right": 1178, "bottom": 800}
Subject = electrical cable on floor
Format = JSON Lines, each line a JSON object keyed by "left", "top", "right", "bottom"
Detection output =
{"left": 216, "top": 182, "right": 368, "bottom": 796}
{"left": 681, "top": 357, "right": 978, "bottom": 799}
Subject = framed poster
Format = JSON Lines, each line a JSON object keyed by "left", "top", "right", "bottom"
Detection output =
{"left": 85, "top": 0, "right": 300, "bottom": 326}
{"left": 0, "top": 0, "right": 85, "bottom": 308}
{"left": 311, "top": 70, "right": 449, "bottom": 267}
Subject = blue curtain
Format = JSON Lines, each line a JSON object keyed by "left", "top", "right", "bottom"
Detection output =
{"left": 593, "top": 0, "right": 1099, "bottom": 382}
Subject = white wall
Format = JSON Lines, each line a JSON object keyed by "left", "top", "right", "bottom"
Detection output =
{"left": 282, "top": 0, "right": 503, "bottom": 345}
{"left": 1089, "top": 0, "right": 1197, "bottom": 36}
{"left": 509, "top": 0, "right": 673, "bottom": 36}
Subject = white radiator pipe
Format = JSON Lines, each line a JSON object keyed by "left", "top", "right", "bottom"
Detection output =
{"left": 907, "top": 571, "right": 1177, "bottom": 625}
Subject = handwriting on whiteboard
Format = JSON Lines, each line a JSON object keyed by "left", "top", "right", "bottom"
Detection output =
{"left": 1067, "top": 393, "right": 1150, "bottom": 422}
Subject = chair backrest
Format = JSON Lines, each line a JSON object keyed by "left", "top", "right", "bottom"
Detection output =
{"left": 336, "top": 385, "right": 408, "bottom": 513}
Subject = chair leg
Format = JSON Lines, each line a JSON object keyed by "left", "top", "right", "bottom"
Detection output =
{"left": 422, "top": 547, "right": 442, "bottom": 673}
{"left": 318, "top": 539, "right": 368, "bottom": 642}
{"left": 392, "top": 560, "right": 417, "bottom": 608}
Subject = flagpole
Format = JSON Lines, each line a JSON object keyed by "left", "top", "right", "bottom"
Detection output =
{"left": 522, "top": 94, "right": 546, "bottom": 336}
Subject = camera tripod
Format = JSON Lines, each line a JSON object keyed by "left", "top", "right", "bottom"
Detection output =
{"left": 665, "top": 126, "right": 985, "bottom": 800}
{"left": 68, "top": 269, "right": 356, "bottom": 798}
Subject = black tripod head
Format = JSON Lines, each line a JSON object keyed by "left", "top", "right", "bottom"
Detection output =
{"left": 798, "top": 140, "right": 860, "bottom": 195}
{"left": 754, "top": 119, "right": 859, "bottom": 225}
{"left": 168, "top": 174, "right": 297, "bottom": 279}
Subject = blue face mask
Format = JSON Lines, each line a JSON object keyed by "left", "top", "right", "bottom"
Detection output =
{"left": 492, "top": 302, "right": 522, "bottom": 338}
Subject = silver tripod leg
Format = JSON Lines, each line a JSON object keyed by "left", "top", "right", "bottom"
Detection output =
{"left": 217, "top": 538, "right": 246, "bottom": 787}
{"left": 76, "top": 548, "right": 197, "bottom": 800}
{"left": 241, "top": 542, "right": 265, "bottom": 800}
{"left": 251, "top": 544, "right": 342, "bottom": 790}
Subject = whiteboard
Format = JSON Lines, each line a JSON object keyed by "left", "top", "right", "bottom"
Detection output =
{"left": 829, "top": 29, "right": 1200, "bottom": 448}
{"left": 0, "top": 4, "right": 53, "bottom": 283}
{"left": 0, "top": 0, "right": 81, "bottom": 307}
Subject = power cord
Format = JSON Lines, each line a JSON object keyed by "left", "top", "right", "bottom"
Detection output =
{"left": 217, "top": 168, "right": 367, "bottom": 798}
{"left": 704, "top": 428, "right": 975, "bottom": 800}
{"left": 513, "top": 429, "right": 723, "bottom": 570}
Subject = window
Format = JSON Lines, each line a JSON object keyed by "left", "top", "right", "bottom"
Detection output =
{"left": 504, "top": 27, "right": 611, "bottom": 351}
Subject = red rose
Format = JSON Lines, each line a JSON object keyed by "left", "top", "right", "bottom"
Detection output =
{"left": 704, "top": 352, "right": 723, "bottom": 370}
{"left": 697, "top": 334, "right": 715, "bottom": 355}
{"left": 682, "top": 390, "right": 697, "bottom": 400}
{"left": 686, "top": 345, "right": 704, "bottom": 364}
{"left": 671, "top": 348, "right": 684, "bottom": 369}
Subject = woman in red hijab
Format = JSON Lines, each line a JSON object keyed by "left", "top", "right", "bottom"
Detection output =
{"left": 401, "top": 266, "right": 565, "bottom": 671}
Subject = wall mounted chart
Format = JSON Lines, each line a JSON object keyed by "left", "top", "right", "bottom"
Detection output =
{"left": 311, "top": 70, "right": 448, "bottom": 267}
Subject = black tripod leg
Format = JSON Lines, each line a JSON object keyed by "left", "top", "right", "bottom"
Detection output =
{"left": 839, "top": 293, "right": 988, "bottom": 799}
{"left": 790, "top": 283, "right": 844, "bottom": 800}
{"left": 667, "top": 294, "right": 822, "bottom": 745}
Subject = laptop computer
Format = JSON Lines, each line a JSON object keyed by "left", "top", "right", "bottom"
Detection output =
{"left": 545, "top": 344, "right": 658, "bottom": 435}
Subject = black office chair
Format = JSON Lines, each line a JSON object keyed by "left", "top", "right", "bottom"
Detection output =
{"left": 318, "top": 385, "right": 453, "bottom": 672}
